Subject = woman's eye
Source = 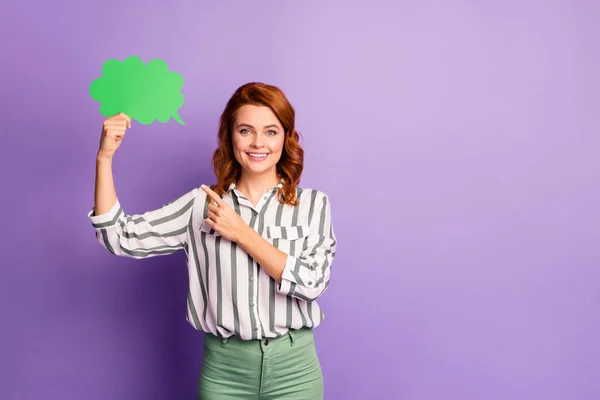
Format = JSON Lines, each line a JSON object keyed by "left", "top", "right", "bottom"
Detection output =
{"left": 266, "top": 130, "right": 277, "bottom": 136}
{"left": 240, "top": 129, "right": 250, "bottom": 135}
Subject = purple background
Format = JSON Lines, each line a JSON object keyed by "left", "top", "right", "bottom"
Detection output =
{"left": 2, "top": 0, "right": 600, "bottom": 399}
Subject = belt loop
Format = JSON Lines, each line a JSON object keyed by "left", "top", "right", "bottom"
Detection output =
{"left": 288, "top": 329, "right": 296, "bottom": 347}
{"left": 221, "top": 336, "right": 230, "bottom": 348}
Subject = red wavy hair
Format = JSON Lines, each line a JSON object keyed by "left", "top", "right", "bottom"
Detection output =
{"left": 211, "top": 82, "right": 304, "bottom": 206}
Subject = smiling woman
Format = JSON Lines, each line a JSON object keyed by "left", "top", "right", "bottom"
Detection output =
{"left": 88, "top": 82, "right": 337, "bottom": 399}
{"left": 212, "top": 83, "right": 304, "bottom": 207}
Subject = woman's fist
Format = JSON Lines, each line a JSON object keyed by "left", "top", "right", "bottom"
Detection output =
{"left": 97, "top": 112, "right": 131, "bottom": 160}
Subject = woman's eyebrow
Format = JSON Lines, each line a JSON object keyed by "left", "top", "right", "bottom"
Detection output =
{"left": 236, "top": 123, "right": 281, "bottom": 130}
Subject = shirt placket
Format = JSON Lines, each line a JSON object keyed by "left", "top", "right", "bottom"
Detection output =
{"left": 230, "top": 185, "right": 279, "bottom": 338}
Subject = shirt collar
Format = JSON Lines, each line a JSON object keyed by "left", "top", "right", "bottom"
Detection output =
{"left": 227, "top": 179, "right": 285, "bottom": 194}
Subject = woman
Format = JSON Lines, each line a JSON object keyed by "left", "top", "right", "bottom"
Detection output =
{"left": 88, "top": 82, "right": 337, "bottom": 399}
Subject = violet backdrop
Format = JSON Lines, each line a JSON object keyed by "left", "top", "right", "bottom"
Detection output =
{"left": 1, "top": 0, "right": 599, "bottom": 399}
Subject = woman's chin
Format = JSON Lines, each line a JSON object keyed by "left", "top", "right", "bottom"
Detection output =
{"left": 242, "top": 164, "right": 276, "bottom": 175}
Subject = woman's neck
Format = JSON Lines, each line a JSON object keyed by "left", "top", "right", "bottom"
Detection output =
{"left": 236, "top": 171, "right": 281, "bottom": 199}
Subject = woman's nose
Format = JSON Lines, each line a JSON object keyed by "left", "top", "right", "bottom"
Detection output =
{"left": 251, "top": 134, "right": 264, "bottom": 147}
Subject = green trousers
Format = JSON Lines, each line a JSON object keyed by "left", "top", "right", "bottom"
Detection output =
{"left": 197, "top": 327, "right": 324, "bottom": 399}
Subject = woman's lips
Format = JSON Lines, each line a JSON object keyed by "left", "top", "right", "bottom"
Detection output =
{"left": 247, "top": 152, "right": 269, "bottom": 162}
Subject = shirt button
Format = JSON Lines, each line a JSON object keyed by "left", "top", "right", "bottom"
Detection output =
{"left": 308, "top": 281, "right": 313, "bottom": 285}
{"left": 264, "top": 339, "right": 269, "bottom": 346}
{"left": 250, "top": 277, "right": 255, "bottom": 282}
{"left": 250, "top": 302, "right": 255, "bottom": 307}
{"left": 254, "top": 327, "right": 258, "bottom": 332}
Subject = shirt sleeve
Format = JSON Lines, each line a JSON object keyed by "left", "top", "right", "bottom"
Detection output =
{"left": 277, "top": 192, "right": 337, "bottom": 302}
{"left": 87, "top": 188, "right": 198, "bottom": 259}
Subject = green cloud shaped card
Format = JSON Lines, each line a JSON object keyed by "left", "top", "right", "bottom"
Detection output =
{"left": 90, "top": 56, "right": 185, "bottom": 125}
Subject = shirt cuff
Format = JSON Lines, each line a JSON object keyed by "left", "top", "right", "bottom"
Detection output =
{"left": 277, "top": 254, "right": 298, "bottom": 295}
{"left": 88, "top": 199, "right": 122, "bottom": 228}
{"left": 278, "top": 254, "right": 317, "bottom": 294}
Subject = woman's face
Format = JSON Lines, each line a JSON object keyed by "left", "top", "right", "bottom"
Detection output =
{"left": 232, "top": 104, "right": 285, "bottom": 178}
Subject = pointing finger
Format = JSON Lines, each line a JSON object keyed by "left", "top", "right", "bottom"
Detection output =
{"left": 201, "top": 185, "right": 224, "bottom": 206}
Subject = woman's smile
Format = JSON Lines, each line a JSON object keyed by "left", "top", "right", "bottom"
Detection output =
{"left": 246, "top": 152, "right": 269, "bottom": 162}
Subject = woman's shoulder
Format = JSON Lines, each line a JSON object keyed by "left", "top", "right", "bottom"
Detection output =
{"left": 295, "top": 186, "right": 331, "bottom": 204}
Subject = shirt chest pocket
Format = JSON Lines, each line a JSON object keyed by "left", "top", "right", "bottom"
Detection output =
{"left": 265, "top": 224, "right": 310, "bottom": 250}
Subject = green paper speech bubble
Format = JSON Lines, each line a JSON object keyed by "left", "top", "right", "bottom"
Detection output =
{"left": 90, "top": 56, "right": 185, "bottom": 125}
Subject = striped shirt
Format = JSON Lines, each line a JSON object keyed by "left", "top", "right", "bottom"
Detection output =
{"left": 88, "top": 181, "right": 337, "bottom": 340}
